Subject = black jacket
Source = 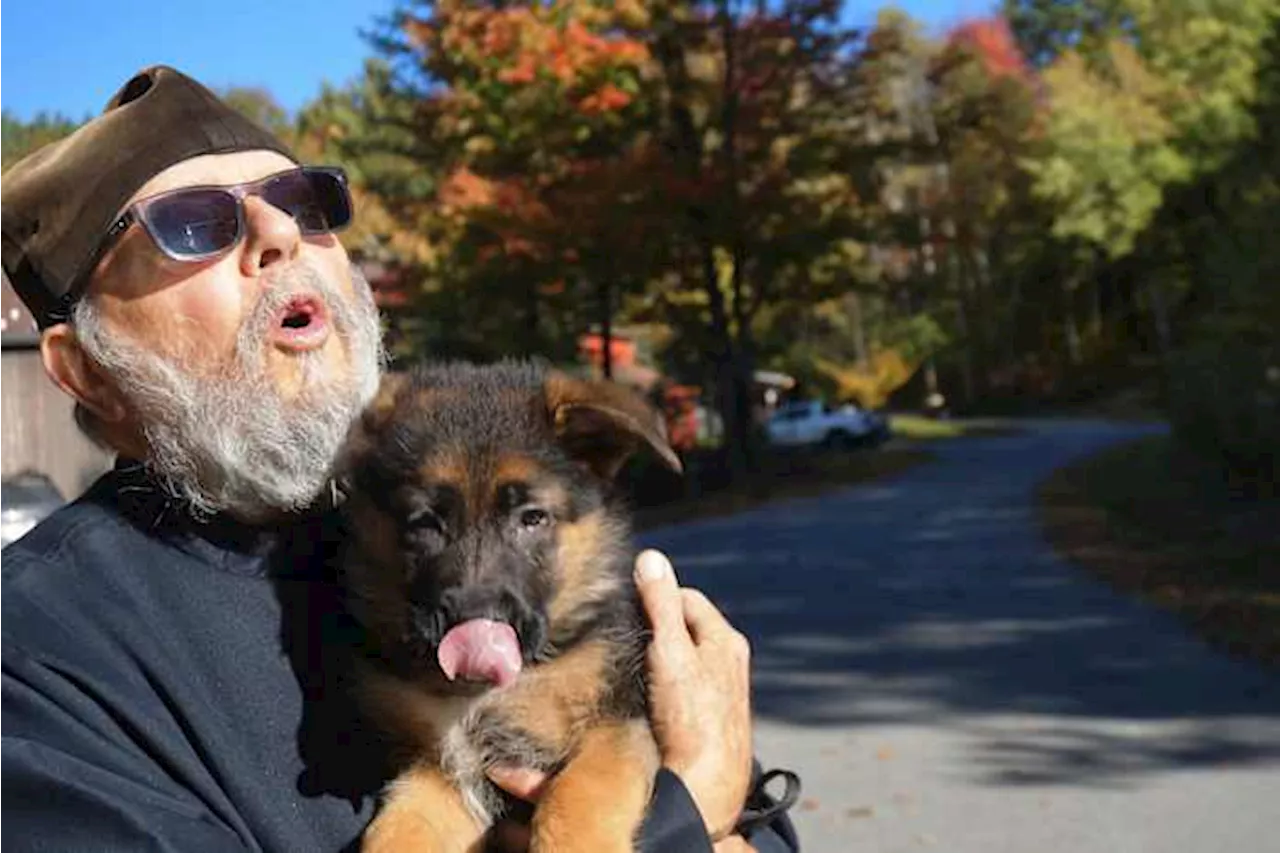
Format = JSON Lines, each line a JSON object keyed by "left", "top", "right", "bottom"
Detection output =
{"left": 2, "top": 463, "right": 798, "bottom": 852}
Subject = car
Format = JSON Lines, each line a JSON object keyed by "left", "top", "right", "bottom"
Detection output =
{"left": 765, "top": 399, "right": 887, "bottom": 449}
{"left": 1, "top": 472, "right": 65, "bottom": 548}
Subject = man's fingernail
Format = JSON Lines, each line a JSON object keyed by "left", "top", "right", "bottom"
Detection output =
{"left": 636, "top": 550, "right": 670, "bottom": 582}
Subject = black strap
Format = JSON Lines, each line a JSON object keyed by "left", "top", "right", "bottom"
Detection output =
{"left": 734, "top": 767, "right": 802, "bottom": 838}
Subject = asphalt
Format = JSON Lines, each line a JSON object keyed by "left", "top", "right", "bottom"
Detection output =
{"left": 639, "top": 421, "right": 1280, "bottom": 853}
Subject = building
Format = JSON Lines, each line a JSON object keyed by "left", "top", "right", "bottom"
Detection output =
{"left": 2, "top": 274, "right": 114, "bottom": 501}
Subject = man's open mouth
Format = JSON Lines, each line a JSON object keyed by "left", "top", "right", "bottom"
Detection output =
{"left": 269, "top": 295, "right": 331, "bottom": 350}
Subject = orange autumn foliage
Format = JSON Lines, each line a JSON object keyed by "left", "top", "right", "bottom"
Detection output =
{"left": 945, "top": 17, "right": 1030, "bottom": 82}
{"left": 412, "top": 1, "right": 648, "bottom": 115}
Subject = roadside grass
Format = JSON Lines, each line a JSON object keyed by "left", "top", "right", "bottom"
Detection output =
{"left": 889, "top": 414, "right": 1023, "bottom": 441}
{"left": 1039, "top": 435, "right": 1280, "bottom": 666}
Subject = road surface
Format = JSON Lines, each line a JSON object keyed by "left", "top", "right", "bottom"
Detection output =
{"left": 640, "top": 421, "right": 1280, "bottom": 853}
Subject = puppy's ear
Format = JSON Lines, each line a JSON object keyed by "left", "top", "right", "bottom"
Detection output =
{"left": 544, "top": 372, "right": 683, "bottom": 480}
{"left": 335, "top": 371, "right": 411, "bottom": 493}
{"left": 362, "top": 372, "right": 412, "bottom": 434}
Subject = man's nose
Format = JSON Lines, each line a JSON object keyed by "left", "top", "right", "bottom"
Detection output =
{"left": 239, "top": 194, "right": 302, "bottom": 274}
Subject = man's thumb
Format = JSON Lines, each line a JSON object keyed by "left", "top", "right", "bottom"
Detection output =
{"left": 634, "top": 550, "right": 687, "bottom": 641}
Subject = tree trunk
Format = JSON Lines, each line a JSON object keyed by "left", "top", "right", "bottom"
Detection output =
{"left": 650, "top": 4, "right": 748, "bottom": 480}
{"left": 1148, "top": 279, "right": 1174, "bottom": 361}
{"left": 848, "top": 292, "right": 869, "bottom": 370}
{"left": 598, "top": 277, "right": 613, "bottom": 381}
{"left": 699, "top": 241, "right": 748, "bottom": 479}
{"left": 1092, "top": 276, "right": 1104, "bottom": 339}
{"left": 718, "top": 0, "right": 756, "bottom": 477}
{"left": 525, "top": 279, "right": 540, "bottom": 355}
{"left": 971, "top": 243, "right": 995, "bottom": 396}
{"left": 1064, "top": 277, "right": 1083, "bottom": 367}
{"left": 955, "top": 292, "right": 975, "bottom": 408}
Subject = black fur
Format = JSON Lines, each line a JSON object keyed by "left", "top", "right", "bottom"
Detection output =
{"left": 338, "top": 360, "right": 664, "bottom": 777}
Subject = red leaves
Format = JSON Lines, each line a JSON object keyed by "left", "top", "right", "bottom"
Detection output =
{"left": 445, "top": 5, "right": 647, "bottom": 91}
{"left": 579, "top": 83, "right": 633, "bottom": 114}
{"left": 945, "top": 17, "right": 1030, "bottom": 81}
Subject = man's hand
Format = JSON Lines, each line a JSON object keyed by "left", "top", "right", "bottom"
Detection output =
{"left": 634, "top": 549, "right": 754, "bottom": 840}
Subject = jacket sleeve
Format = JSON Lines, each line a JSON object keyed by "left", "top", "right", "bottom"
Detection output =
{"left": 637, "top": 761, "right": 801, "bottom": 853}
{"left": 2, "top": 649, "right": 248, "bottom": 853}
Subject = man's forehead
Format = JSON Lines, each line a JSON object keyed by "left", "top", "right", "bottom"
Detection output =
{"left": 130, "top": 150, "right": 298, "bottom": 205}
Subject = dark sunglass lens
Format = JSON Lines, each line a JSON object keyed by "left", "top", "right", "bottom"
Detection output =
{"left": 145, "top": 190, "right": 240, "bottom": 257}
{"left": 263, "top": 169, "right": 353, "bottom": 234}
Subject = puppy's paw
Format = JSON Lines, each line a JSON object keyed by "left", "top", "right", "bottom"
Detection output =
{"left": 363, "top": 764, "right": 487, "bottom": 853}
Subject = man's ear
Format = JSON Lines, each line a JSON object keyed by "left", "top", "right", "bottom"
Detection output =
{"left": 40, "top": 324, "right": 129, "bottom": 424}
{"left": 544, "top": 371, "right": 683, "bottom": 481}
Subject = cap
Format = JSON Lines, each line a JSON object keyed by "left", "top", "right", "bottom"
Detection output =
{"left": 1, "top": 65, "right": 298, "bottom": 328}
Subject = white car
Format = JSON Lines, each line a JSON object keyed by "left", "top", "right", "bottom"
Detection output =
{"left": 765, "top": 400, "right": 884, "bottom": 449}
{"left": 1, "top": 472, "right": 64, "bottom": 548}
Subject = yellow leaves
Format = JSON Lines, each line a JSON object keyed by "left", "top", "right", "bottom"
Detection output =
{"left": 815, "top": 348, "right": 914, "bottom": 409}
{"left": 612, "top": 0, "right": 651, "bottom": 29}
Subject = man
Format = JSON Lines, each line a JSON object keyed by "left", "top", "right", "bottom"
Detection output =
{"left": 1, "top": 66, "right": 799, "bottom": 852}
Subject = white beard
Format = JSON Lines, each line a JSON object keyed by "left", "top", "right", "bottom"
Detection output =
{"left": 75, "top": 260, "right": 386, "bottom": 521}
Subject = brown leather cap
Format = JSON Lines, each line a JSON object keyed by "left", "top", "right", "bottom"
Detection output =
{"left": 1, "top": 65, "right": 297, "bottom": 328}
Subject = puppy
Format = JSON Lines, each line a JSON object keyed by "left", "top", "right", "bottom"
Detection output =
{"left": 336, "top": 360, "right": 683, "bottom": 853}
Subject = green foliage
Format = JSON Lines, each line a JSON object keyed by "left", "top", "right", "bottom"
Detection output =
{"left": 1165, "top": 11, "right": 1280, "bottom": 486}
{"left": 1024, "top": 41, "right": 1189, "bottom": 259}
{"left": 218, "top": 87, "right": 292, "bottom": 138}
{"left": 1, "top": 110, "right": 83, "bottom": 171}
{"left": 1002, "top": 0, "right": 1130, "bottom": 68}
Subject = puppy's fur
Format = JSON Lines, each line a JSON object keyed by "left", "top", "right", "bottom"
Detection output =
{"left": 337, "top": 361, "right": 683, "bottom": 853}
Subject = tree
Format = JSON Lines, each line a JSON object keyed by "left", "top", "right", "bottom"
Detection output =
{"left": 924, "top": 15, "right": 1042, "bottom": 398}
{"left": 1002, "top": 0, "right": 1130, "bottom": 68}
{"left": 343, "top": 1, "right": 873, "bottom": 476}
{"left": 1022, "top": 40, "right": 1187, "bottom": 360}
{"left": 219, "top": 87, "right": 292, "bottom": 138}
{"left": 1, "top": 111, "right": 83, "bottom": 171}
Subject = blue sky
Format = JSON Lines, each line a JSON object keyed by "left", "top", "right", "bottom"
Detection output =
{"left": 2, "top": 0, "right": 995, "bottom": 122}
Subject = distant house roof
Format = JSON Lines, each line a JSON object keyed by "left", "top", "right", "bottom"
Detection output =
{"left": 1, "top": 273, "right": 40, "bottom": 349}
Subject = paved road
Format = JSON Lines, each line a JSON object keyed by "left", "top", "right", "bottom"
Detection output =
{"left": 640, "top": 421, "right": 1280, "bottom": 853}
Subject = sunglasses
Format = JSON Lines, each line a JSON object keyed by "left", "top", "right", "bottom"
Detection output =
{"left": 103, "top": 166, "right": 354, "bottom": 262}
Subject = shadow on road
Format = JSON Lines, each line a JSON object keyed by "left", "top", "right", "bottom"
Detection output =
{"left": 640, "top": 423, "right": 1280, "bottom": 789}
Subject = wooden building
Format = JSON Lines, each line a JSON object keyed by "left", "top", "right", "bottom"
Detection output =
{"left": 1, "top": 274, "right": 113, "bottom": 501}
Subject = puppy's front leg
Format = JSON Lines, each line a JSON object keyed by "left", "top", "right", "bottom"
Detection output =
{"left": 363, "top": 763, "right": 486, "bottom": 853}
{"left": 530, "top": 719, "right": 660, "bottom": 853}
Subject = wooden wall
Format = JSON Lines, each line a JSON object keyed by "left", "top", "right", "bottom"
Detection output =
{"left": 2, "top": 348, "right": 114, "bottom": 500}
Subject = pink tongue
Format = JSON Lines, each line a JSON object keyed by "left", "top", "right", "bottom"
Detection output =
{"left": 437, "top": 619, "right": 523, "bottom": 688}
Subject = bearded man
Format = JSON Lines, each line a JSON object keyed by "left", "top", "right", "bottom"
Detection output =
{"left": 0, "top": 66, "right": 798, "bottom": 853}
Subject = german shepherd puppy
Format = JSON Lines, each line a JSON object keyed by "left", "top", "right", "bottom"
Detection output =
{"left": 336, "top": 360, "right": 683, "bottom": 853}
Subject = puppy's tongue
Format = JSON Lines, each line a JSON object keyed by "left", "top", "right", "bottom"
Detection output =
{"left": 437, "top": 619, "right": 522, "bottom": 688}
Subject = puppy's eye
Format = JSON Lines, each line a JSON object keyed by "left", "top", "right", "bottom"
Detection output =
{"left": 519, "top": 508, "right": 551, "bottom": 529}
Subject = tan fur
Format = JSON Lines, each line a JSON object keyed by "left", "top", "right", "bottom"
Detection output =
{"left": 347, "top": 366, "right": 681, "bottom": 852}
{"left": 362, "top": 762, "right": 486, "bottom": 853}
{"left": 490, "top": 639, "right": 615, "bottom": 747}
{"left": 494, "top": 454, "right": 541, "bottom": 487}
{"left": 544, "top": 373, "right": 683, "bottom": 477}
{"left": 547, "top": 510, "right": 628, "bottom": 628}
{"left": 357, "top": 665, "right": 471, "bottom": 762}
{"left": 529, "top": 720, "right": 660, "bottom": 853}
{"left": 417, "top": 455, "right": 468, "bottom": 495}
{"left": 365, "top": 373, "right": 410, "bottom": 428}
{"left": 359, "top": 638, "right": 619, "bottom": 789}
